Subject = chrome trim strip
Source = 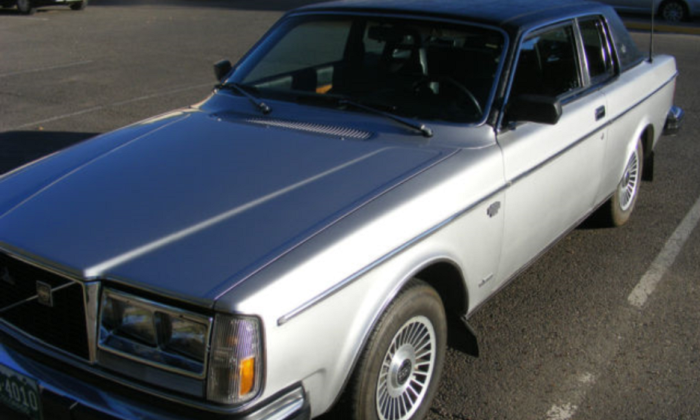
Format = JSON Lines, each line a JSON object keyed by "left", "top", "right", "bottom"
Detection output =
{"left": 506, "top": 71, "right": 678, "bottom": 187}
{"left": 606, "top": 71, "right": 678, "bottom": 126}
{"left": 0, "top": 244, "right": 85, "bottom": 282}
{"left": 0, "top": 319, "right": 91, "bottom": 366}
{"left": 507, "top": 125, "right": 605, "bottom": 187}
{"left": 0, "top": 282, "right": 75, "bottom": 314}
{"left": 85, "top": 282, "right": 100, "bottom": 363}
{"left": 215, "top": 148, "right": 462, "bottom": 300}
{"left": 277, "top": 183, "right": 506, "bottom": 325}
{"left": 246, "top": 387, "right": 306, "bottom": 420}
{"left": 466, "top": 191, "right": 614, "bottom": 317}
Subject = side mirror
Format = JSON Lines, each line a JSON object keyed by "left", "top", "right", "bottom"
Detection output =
{"left": 508, "top": 94, "right": 562, "bottom": 125}
{"left": 214, "top": 59, "right": 232, "bottom": 82}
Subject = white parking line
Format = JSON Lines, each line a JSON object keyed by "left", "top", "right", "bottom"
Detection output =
{"left": 546, "top": 403, "right": 578, "bottom": 420}
{"left": 544, "top": 195, "right": 700, "bottom": 419}
{"left": 545, "top": 372, "right": 597, "bottom": 420}
{"left": 628, "top": 195, "right": 700, "bottom": 308}
{"left": 10, "top": 82, "right": 213, "bottom": 130}
{"left": 0, "top": 60, "right": 93, "bottom": 78}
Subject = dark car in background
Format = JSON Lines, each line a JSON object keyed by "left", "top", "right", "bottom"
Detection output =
{"left": 1, "top": 0, "right": 86, "bottom": 15}
{"left": 597, "top": 0, "right": 700, "bottom": 22}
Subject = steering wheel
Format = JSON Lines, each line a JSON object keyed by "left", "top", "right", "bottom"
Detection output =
{"left": 413, "top": 75, "right": 483, "bottom": 117}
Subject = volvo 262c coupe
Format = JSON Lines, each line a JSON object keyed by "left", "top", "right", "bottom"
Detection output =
{"left": 0, "top": 1, "right": 683, "bottom": 420}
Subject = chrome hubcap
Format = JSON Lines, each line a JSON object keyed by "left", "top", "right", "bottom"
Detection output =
{"left": 662, "top": 3, "right": 684, "bottom": 22}
{"left": 376, "top": 316, "right": 436, "bottom": 420}
{"left": 618, "top": 147, "right": 640, "bottom": 212}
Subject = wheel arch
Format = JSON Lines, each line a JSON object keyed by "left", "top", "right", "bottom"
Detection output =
{"left": 414, "top": 260, "right": 479, "bottom": 357}
{"left": 323, "top": 258, "right": 471, "bottom": 417}
{"left": 640, "top": 124, "right": 654, "bottom": 160}
{"left": 369, "top": 257, "right": 473, "bottom": 359}
{"left": 615, "top": 117, "right": 657, "bottom": 180}
{"left": 414, "top": 260, "right": 469, "bottom": 316}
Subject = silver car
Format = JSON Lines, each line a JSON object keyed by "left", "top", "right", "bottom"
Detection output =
{"left": 0, "top": 1, "right": 684, "bottom": 420}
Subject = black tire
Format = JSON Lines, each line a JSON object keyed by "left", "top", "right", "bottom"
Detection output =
{"left": 343, "top": 279, "right": 447, "bottom": 420}
{"left": 659, "top": 0, "right": 687, "bottom": 22}
{"left": 607, "top": 139, "right": 644, "bottom": 227}
{"left": 70, "top": 0, "right": 87, "bottom": 10}
{"left": 17, "top": 0, "right": 35, "bottom": 14}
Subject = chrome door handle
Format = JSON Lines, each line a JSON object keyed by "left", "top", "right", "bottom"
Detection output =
{"left": 595, "top": 106, "right": 606, "bottom": 121}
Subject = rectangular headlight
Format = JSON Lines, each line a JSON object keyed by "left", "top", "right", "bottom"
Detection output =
{"left": 98, "top": 289, "right": 212, "bottom": 378}
{"left": 207, "top": 315, "right": 262, "bottom": 404}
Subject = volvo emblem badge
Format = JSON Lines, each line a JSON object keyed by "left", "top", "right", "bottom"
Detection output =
{"left": 36, "top": 281, "right": 54, "bottom": 307}
{"left": 1, "top": 267, "right": 14, "bottom": 285}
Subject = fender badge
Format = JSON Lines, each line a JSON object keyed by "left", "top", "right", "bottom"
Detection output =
{"left": 36, "top": 281, "right": 54, "bottom": 307}
{"left": 487, "top": 201, "right": 501, "bottom": 218}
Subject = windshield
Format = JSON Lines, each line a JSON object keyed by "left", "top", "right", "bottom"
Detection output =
{"left": 230, "top": 15, "right": 505, "bottom": 124}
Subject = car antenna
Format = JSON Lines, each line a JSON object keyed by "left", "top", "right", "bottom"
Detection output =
{"left": 649, "top": 0, "right": 655, "bottom": 62}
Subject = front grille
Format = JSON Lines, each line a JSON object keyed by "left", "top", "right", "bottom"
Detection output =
{"left": 0, "top": 253, "right": 89, "bottom": 360}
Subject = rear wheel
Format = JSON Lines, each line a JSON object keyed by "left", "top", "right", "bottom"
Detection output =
{"left": 659, "top": 0, "right": 687, "bottom": 22}
{"left": 17, "top": 0, "right": 35, "bottom": 14}
{"left": 70, "top": 0, "right": 87, "bottom": 10}
{"left": 609, "top": 139, "right": 644, "bottom": 227}
{"left": 343, "top": 279, "right": 447, "bottom": 420}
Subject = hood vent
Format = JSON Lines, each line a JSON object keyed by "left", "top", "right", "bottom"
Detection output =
{"left": 246, "top": 118, "right": 372, "bottom": 140}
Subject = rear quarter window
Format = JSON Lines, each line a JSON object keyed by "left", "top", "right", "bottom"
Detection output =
{"left": 605, "top": 11, "right": 644, "bottom": 71}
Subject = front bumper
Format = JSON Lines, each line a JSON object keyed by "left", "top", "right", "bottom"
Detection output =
{"left": 0, "top": 339, "right": 310, "bottom": 420}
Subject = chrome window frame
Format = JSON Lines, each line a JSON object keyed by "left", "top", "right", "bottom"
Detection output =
{"left": 575, "top": 15, "right": 618, "bottom": 88}
{"left": 498, "top": 12, "right": 625, "bottom": 131}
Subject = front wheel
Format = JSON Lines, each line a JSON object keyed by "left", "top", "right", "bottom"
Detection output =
{"left": 344, "top": 279, "right": 447, "bottom": 420}
{"left": 17, "top": 0, "right": 36, "bottom": 14}
{"left": 70, "top": 0, "right": 87, "bottom": 10}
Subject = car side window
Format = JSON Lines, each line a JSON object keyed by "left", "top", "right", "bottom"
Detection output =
{"left": 511, "top": 24, "right": 581, "bottom": 98}
{"left": 579, "top": 17, "right": 616, "bottom": 84}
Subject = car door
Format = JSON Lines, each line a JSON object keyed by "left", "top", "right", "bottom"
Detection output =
{"left": 495, "top": 20, "right": 609, "bottom": 284}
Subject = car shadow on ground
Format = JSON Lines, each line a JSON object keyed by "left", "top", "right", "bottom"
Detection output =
{"left": 0, "top": 131, "right": 98, "bottom": 175}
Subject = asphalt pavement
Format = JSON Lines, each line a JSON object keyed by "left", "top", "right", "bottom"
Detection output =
{"left": 1, "top": 2, "right": 699, "bottom": 419}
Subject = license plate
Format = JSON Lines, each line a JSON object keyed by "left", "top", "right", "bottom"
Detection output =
{"left": 0, "top": 364, "right": 43, "bottom": 420}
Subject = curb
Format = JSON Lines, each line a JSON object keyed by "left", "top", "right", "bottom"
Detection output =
{"left": 624, "top": 20, "right": 700, "bottom": 35}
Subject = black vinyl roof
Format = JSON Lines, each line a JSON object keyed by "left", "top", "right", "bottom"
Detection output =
{"left": 296, "top": 0, "right": 614, "bottom": 36}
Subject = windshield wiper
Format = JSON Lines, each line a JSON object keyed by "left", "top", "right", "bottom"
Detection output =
{"left": 219, "top": 82, "right": 271, "bottom": 115}
{"left": 339, "top": 99, "right": 433, "bottom": 138}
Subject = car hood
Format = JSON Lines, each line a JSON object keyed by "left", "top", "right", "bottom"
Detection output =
{"left": 0, "top": 111, "right": 452, "bottom": 303}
